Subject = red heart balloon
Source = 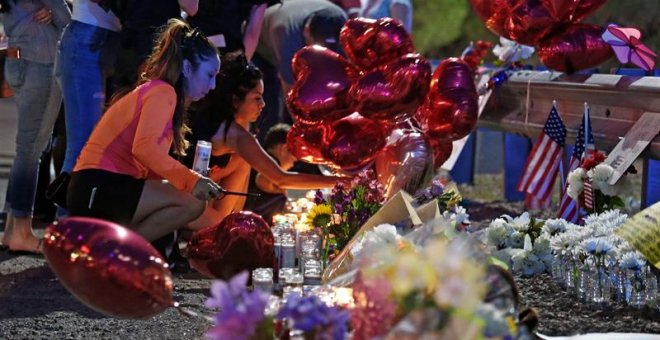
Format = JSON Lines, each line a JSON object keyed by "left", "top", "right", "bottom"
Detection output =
{"left": 43, "top": 217, "right": 173, "bottom": 318}
{"left": 349, "top": 54, "right": 431, "bottom": 122}
{"left": 340, "top": 17, "right": 415, "bottom": 72}
{"left": 375, "top": 131, "right": 434, "bottom": 199}
{"left": 541, "top": 0, "right": 607, "bottom": 23}
{"left": 428, "top": 139, "right": 454, "bottom": 168}
{"left": 506, "top": 0, "right": 558, "bottom": 45}
{"left": 188, "top": 211, "right": 275, "bottom": 280}
{"left": 469, "top": 0, "right": 519, "bottom": 41}
{"left": 469, "top": 0, "right": 607, "bottom": 46}
{"left": 417, "top": 58, "right": 479, "bottom": 142}
{"left": 323, "top": 113, "right": 388, "bottom": 168}
{"left": 286, "top": 122, "right": 332, "bottom": 165}
{"left": 538, "top": 23, "right": 613, "bottom": 73}
{"left": 286, "top": 46, "right": 358, "bottom": 125}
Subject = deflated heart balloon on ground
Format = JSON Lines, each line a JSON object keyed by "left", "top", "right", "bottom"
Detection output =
{"left": 187, "top": 211, "right": 275, "bottom": 281}
{"left": 43, "top": 217, "right": 174, "bottom": 319}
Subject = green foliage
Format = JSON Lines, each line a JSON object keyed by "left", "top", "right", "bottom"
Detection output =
{"left": 412, "top": 0, "right": 470, "bottom": 56}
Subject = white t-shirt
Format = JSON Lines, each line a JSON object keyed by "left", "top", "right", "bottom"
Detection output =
{"left": 72, "top": 0, "right": 121, "bottom": 32}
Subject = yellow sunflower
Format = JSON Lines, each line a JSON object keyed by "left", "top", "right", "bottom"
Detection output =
{"left": 306, "top": 203, "right": 333, "bottom": 229}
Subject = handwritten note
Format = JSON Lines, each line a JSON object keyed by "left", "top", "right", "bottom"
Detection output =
{"left": 615, "top": 202, "right": 660, "bottom": 269}
{"left": 605, "top": 112, "right": 660, "bottom": 185}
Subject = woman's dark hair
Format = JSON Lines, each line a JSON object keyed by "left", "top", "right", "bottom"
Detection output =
{"left": 189, "top": 51, "right": 263, "bottom": 144}
{"left": 139, "top": 18, "right": 217, "bottom": 156}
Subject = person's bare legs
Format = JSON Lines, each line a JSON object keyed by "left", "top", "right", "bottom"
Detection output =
{"left": 188, "top": 156, "right": 250, "bottom": 230}
{"left": 2, "top": 213, "right": 42, "bottom": 252}
{"left": 130, "top": 180, "right": 206, "bottom": 241}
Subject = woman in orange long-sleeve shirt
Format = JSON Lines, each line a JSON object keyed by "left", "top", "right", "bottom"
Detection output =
{"left": 67, "top": 19, "right": 224, "bottom": 241}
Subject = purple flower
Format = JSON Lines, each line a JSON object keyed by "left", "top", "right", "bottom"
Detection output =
{"left": 429, "top": 180, "right": 444, "bottom": 197}
{"left": 206, "top": 271, "right": 269, "bottom": 340}
{"left": 314, "top": 190, "right": 326, "bottom": 205}
{"left": 277, "top": 293, "right": 349, "bottom": 340}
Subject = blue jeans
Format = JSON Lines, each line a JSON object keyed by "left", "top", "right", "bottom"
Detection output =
{"left": 3, "top": 58, "right": 61, "bottom": 218}
{"left": 54, "top": 20, "right": 119, "bottom": 174}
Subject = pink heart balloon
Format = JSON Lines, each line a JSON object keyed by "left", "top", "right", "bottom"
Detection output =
{"left": 187, "top": 211, "right": 275, "bottom": 280}
{"left": 323, "top": 113, "right": 388, "bottom": 168}
{"left": 428, "top": 138, "right": 454, "bottom": 168}
{"left": 43, "top": 217, "right": 174, "bottom": 318}
{"left": 286, "top": 46, "right": 358, "bottom": 125}
{"left": 349, "top": 54, "right": 431, "bottom": 122}
{"left": 416, "top": 58, "right": 479, "bottom": 142}
{"left": 375, "top": 131, "right": 434, "bottom": 199}
{"left": 286, "top": 122, "right": 332, "bottom": 165}
{"left": 340, "top": 17, "right": 415, "bottom": 72}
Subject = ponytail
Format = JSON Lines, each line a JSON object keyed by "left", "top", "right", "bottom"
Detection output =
{"left": 142, "top": 18, "right": 216, "bottom": 156}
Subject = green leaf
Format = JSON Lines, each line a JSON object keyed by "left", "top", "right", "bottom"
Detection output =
{"left": 489, "top": 256, "right": 509, "bottom": 270}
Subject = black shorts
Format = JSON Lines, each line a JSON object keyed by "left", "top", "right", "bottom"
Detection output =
{"left": 67, "top": 169, "right": 145, "bottom": 227}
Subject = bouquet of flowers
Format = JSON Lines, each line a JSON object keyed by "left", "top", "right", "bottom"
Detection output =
{"left": 351, "top": 237, "right": 507, "bottom": 339}
{"left": 566, "top": 150, "right": 633, "bottom": 214}
{"left": 205, "top": 271, "right": 350, "bottom": 340}
{"left": 483, "top": 212, "right": 553, "bottom": 277}
{"left": 545, "top": 209, "right": 658, "bottom": 309}
{"left": 306, "top": 170, "right": 384, "bottom": 264}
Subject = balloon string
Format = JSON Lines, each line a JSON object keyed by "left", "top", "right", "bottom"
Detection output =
{"left": 174, "top": 303, "right": 214, "bottom": 322}
{"left": 524, "top": 70, "right": 552, "bottom": 133}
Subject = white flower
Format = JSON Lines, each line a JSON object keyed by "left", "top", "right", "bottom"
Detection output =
{"left": 351, "top": 223, "right": 402, "bottom": 258}
{"left": 533, "top": 234, "right": 551, "bottom": 256}
{"left": 493, "top": 37, "right": 535, "bottom": 63}
{"left": 567, "top": 168, "right": 587, "bottom": 200}
{"left": 584, "top": 210, "right": 628, "bottom": 229}
{"left": 451, "top": 205, "right": 471, "bottom": 226}
{"left": 511, "top": 249, "right": 545, "bottom": 277}
{"left": 486, "top": 223, "right": 509, "bottom": 249}
{"left": 619, "top": 251, "right": 647, "bottom": 270}
{"left": 503, "top": 212, "right": 531, "bottom": 232}
{"left": 542, "top": 218, "right": 568, "bottom": 236}
{"left": 550, "top": 232, "right": 579, "bottom": 257}
{"left": 507, "top": 231, "right": 526, "bottom": 249}
{"left": 580, "top": 237, "right": 615, "bottom": 257}
{"left": 589, "top": 163, "right": 614, "bottom": 185}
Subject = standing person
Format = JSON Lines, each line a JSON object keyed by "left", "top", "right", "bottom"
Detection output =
{"left": 360, "top": 0, "right": 412, "bottom": 32}
{"left": 67, "top": 19, "right": 224, "bottom": 242}
{"left": 110, "top": 0, "right": 199, "bottom": 93}
{"left": 328, "top": 0, "right": 360, "bottom": 17}
{"left": 0, "top": 0, "right": 70, "bottom": 253}
{"left": 52, "top": 0, "right": 122, "bottom": 208}
{"left": 187, "top": 0, "right": 279, "bottom": 60}
{"left": 253, "top": 0, "right": 346, "bottom": 142}
{"left": 184, "top": 52, "right": 342, "bottom": 229}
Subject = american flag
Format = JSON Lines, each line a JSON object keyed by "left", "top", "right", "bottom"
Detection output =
{"left": 517, "top": 105, "right": 567, "bottom": 202}
{"left": 558, "top": 106, "right": 595, "bottom": 222}
{"left": 583, "top": 180, "right": 594, "bottom": 210}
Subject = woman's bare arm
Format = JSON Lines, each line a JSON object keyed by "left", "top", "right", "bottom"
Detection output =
{"left": 217, "top": 123, "right": 340, "bottom": 190}
{"left": 243, "top": 4, "right": 267, "bottom": 61}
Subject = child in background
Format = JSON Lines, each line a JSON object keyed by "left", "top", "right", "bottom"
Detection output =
{"left": 243, "top": 124, "right": 296, "bottom": 223}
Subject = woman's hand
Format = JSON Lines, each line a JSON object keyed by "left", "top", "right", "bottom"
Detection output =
{"left": 192, "top": 177, "right": 225, "bottom": 201}
{"left": 33, "top": 8, "right": 53, "bottom": 25}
